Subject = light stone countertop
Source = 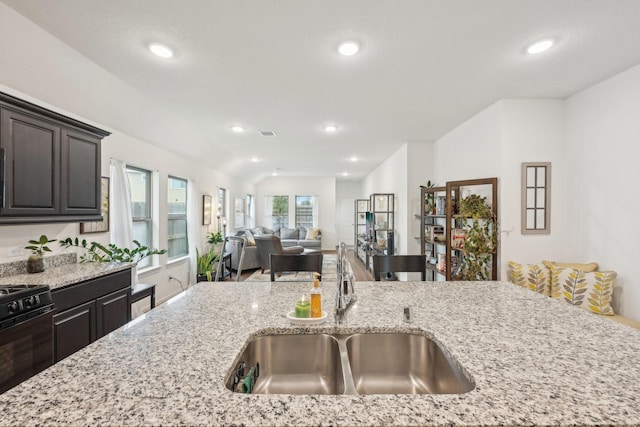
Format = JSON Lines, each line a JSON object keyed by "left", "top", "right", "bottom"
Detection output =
{"left": 0, "top": 260, "right": 134, "bottom": 290}
{"left": 1, "top": 279, "right": 639, "bottom": 426}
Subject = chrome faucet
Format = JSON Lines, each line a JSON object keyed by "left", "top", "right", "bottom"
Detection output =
{"left": 335, "top": 242, "right": 357, "bottom": 324}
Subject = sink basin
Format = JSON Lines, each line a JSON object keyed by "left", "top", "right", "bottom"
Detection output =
{"left": 345, "top": 333, "right": 475, "bottom": 394}
{"left": 227, "top": 332, "right": 474, "bottom": 395}
{"left": 226, "top": 334, "right": 344, "bottom": 395}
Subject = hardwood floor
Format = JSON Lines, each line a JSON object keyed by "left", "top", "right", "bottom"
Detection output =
{"left": 347, "top": 249, "right": 374, "bottom": 281}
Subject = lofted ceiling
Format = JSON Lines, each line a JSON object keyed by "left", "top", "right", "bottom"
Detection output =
{"left": 3, "top": 0, "right": 640, "bottom": 184}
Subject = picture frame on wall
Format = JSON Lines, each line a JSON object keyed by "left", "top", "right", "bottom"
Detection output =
{"left": 80, "top": 177, "right": 110, "bottom": 234}
{"left": 203, "top": 194, "right": 212, "bottom": 225}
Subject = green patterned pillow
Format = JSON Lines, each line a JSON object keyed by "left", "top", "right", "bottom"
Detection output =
{"left": 549, "top": 266, "right": 616, "bottom": 315}
{"left": 507, "top": 261, "right": 550, "bottom": 296}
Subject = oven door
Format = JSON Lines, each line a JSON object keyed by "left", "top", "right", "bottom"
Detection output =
{"left": 0, "top": 309, "right": 54, "bottom": 394}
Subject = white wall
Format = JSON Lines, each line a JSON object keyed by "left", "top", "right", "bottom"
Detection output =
{"left": 407, "top": 142, "right": 435, "bottom": 255}
{"left": 255, "top": 176, "right": 337, "bottom": 250}
{"left": 565, "top": 63, "right": 640, "bottom": 319}
{"left": 361, "top": 144, "right": 407, "bottom": 254}
{"left": 434, "top": 100, "right": 566, "bottom": 280}
{"left": 335, "top": 181, "right": 362, "bottom": 247}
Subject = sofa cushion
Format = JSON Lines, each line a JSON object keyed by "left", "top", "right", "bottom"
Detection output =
{"left": 280, "top": 227, "right": 298, "bottom": 240}
{"left": 542, "top": 260, "right": 598, "bottom": 272}
{"left": 549, "top": 266, "right": 617, "bottom": 315}
{"left": 243, "top": 229, "right": 256, "bottom": 246}
{"left": 250, "top": 227, "right": 263, "bottom": 236}
{"left": 305, "top": 227, "right": 321, "bottom": 240}
{"left": 507, "top": 261, "right": 550, "bottom": 296}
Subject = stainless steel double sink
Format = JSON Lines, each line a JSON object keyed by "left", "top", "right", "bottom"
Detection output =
{"left": 226, "top": 332, "right": 475, "bottom": 395}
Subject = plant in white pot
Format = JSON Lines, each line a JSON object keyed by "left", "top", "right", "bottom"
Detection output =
{"left": 25, "top": 235, "right": 56, "bottom": 274}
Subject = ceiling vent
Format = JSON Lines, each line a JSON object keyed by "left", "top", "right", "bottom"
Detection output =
{"left": 260, "top": 131, "right": 277, "bottom": 137}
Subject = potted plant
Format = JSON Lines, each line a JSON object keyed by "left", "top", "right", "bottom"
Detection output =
{"left": 207, "top": 230, "right": 224, "bottom": 254}
{"left": 196, "top": 247, "right": 219, "bottom": 282}
{"left": 59, "top": 238, "right": 167, "bottom": 263}
{"left": 422, "top": 180, "right": 437, "bottom": 214}
{"left": 25, "top": 235, "right": 56, "bottom": 273}
{"left": 453, "top": 194, "right": 498, "bottom": 281}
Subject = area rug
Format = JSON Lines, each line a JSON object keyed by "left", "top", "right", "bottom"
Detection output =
{"left": 245, "top": 254, "right": 337, "bottom": 282}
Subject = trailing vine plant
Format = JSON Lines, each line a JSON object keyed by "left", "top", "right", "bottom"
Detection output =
{"left": 60, "top": 237, "right": 167, "bottom": 263}
{"left": 454, "top": 194, "right": 498, "bottom": 281}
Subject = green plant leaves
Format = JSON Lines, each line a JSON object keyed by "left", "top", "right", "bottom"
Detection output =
{"left": 59, "top": 237, "right": 167, "bottom": 263}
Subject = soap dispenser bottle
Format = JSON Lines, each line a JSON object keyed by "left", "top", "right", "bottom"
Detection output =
{"left": 310, "top": 272, "right": 322, "bottom": 318}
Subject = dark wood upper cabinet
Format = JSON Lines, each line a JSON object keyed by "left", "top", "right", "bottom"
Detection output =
{"left": 0, "top": 91, "right": 110, "bottom": 224}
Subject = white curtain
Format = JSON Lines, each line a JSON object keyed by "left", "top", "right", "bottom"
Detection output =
{"left": 109, "top": 159, "right": 133, "bottom": 249}
{"left": 264, "top": 195, "right": 273, "bottom": 228}
{"left": 312, "top": 196, "right": 319, "bottom": 227}
{"left": 187, "top": 179, "right": 199, "bottom": 285}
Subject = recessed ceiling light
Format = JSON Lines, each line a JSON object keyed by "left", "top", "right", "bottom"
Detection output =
{"left": 272, "top": 172, "right": 278, "bottom": 176}
{"left": 338, "top": 41, "right": 359, "bottom": 56}
{"left": 324, "top": 125, "right": 338, "bottom": 133}
{"left": 148, "top": 43, "right": 174, "bottom": 58}
{"left": 231, "top": 125, "right": 245, "bottom": 133}
{"left": 349, "top": 156, "right": 358, "bottom": 162}
{"left": 342, "top": 172, "right": 349, "bottom": 176}
{"left": 250, "top": 157, "right": 259, "bottom": 162}
{"left": 526, "top": 39, "right": 554, "bottom": 55}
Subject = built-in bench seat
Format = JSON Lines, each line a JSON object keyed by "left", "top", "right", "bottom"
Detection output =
{"left": 609, "top": 314, "right": 640, "bottom": 330}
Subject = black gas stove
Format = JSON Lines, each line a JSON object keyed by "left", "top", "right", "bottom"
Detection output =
{"left": 0, "top": 284, "right": 54, "bottom": 330}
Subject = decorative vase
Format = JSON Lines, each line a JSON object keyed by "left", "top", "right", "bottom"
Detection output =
{"left": 27, "top": 255, "right": 46, "bottom": 274}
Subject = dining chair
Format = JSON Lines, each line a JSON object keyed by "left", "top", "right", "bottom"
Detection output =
{"left": 255, "top": 235, "right": 305, "bottom": 273}
{"left": 372, "top": 254, "right": 427, "bottom": 281}
{"left": 270, "top": 253, "right": 323, "bottom": 281}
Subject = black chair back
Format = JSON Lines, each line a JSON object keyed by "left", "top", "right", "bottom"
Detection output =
{"left": 372, "top": 255, "right": 427, "bottom": 281}
{"left": 270, "top": 253, "right": 323, "bottom": 281}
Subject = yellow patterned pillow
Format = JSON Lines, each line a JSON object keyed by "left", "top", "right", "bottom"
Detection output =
{"left": 542, "top": 260, "right": 598, "bottom": 272}
{"left": 549, "top": 266, "right": 616, "bottom": 315}
{"left": 507, "top": 261, "right": 550, "bottom": 296}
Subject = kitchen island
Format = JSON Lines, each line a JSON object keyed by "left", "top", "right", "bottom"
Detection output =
{"left": 1, "top": 279, "right": 639, "bottom": 426}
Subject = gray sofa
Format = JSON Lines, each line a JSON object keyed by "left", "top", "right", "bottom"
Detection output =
{"left": 229, "top": 226, "right": 321, "bottom": 271}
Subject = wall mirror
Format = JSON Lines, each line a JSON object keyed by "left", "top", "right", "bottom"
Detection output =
{"left": 521, "top": 162, "right": 551, "bottom": 234}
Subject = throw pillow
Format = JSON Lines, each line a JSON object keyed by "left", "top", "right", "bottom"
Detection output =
{"left": 280, "top": 227, "right": 298, "bottom": 240}
{"left": 507, "top": 261, "right": 550, "bottom": 296}
{"left": 250, "top": 227, "right": 263, "bottom": 236}
{"left": 542, "top": 260, "right": 598, "bottom": 272}
{"left": 305, "top": 227, "right": 321, "bottom": 240}
{"left": 549, "top": 265, "right": 616, "bottom": 315}
{"left": 243, "top": 229, "right": 256, "bottom": 246}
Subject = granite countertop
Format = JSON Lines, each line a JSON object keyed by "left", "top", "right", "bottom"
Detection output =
{"left": 0, "top": 260, "right": 134, "bottom": 290}
{"left": 1, "top": 280, "right": 639, "bottom": 426}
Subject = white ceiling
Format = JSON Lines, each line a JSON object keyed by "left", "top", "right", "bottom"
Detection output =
{"left": 3, "top": 0, "right": 640, "bottom": 184}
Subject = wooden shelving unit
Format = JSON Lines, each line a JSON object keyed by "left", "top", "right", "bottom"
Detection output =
{"left": 420, "top": 178, "right": 498, "bottom": 281}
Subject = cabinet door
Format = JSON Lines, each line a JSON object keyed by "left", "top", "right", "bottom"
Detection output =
{"left": 60, "top": 128, "right": 101, "bottom": 216}
{"left": 0, "top": 108, "right": 60, "bottom": 216}
{"left": 53, "top": 300, "right": 96, "bottom": 363}
{"left": 96, "top": 288, "right": 131, "bottom": 338}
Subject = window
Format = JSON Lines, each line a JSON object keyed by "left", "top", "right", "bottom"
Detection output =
{"left": 295, "top": 196, "right": 314, "bottom": 228}
{"left": 246, "top": 194, "right": 254, "bottom": 228}
{"left": 270, "top": 195, "right": 288, "bottom": 228}
{"left": 168, "top": 176, "right": 188, "bottom": 258}
{"left": 127, "top": 166, "right": 152, "bottom": 268}
{"left": 521, "top": 162, "right": 551, "bottom": 234}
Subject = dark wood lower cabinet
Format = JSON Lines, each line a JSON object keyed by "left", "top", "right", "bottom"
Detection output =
{"left": 96, "top": 288, "right": 130, "bottom": 337}
{"left": 53, "top": 300, "right": 96, "bottom": 362}
{"left": 51, "top": 269, "right": 131, "bottom": 363}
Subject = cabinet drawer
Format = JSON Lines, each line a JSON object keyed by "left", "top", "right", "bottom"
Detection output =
{"left": 52, "top": 269, "right": 131, "bottom": 312}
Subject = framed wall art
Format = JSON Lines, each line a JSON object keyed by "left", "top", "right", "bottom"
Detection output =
{"left": 80, "top": 176, "right": 110, "bottom": 234}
